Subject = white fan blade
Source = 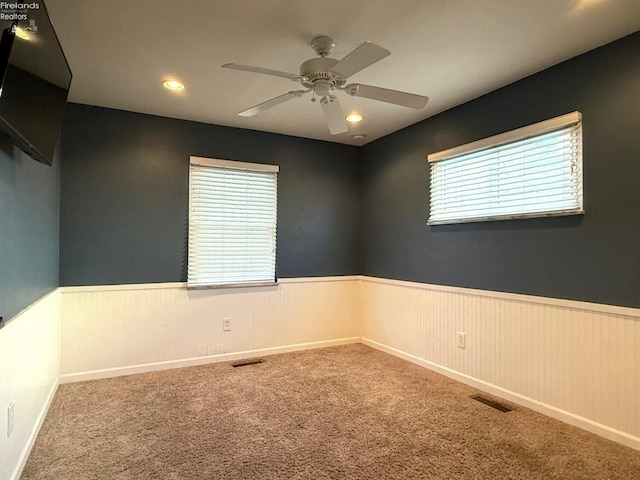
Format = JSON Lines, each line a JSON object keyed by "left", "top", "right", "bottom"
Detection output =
{"left": 320, "top": 96, "right": 348, "bottom": 135}
{"left": 238, "top": 90, "right": 307, "bottom": 117}
{"left": 329, "top": 42, "right": 390, "bottom": 79}
{"left": 344, "top": 83, "right": 429, "bottom": 109}
{"left": 222, "top": 63, "right": 299, "bottom": 81}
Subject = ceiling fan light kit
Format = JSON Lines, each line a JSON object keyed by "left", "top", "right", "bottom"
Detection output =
{"left": 222, "top": 35, "right": 429, "bottom": 136}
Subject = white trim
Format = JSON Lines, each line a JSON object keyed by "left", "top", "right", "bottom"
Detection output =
{"left": 189, "top": 156, "right": 279, "bottom": 172}
{"left": 58, "top": 337, "right": 361, "bottom": 384}
{"left": 427, "top": 111, "right": 581, "bottom": 163}
{"left": 361, "top": 337, "right": 640, "bottom": 451}
{"left": 360, "top": 276, "right": 640, "bottom": 319}
{"left": 2, "top": 287, "right": 59, "bottom": 326}
{"left": 58, "top": 277, "right": 639, "bottom": 318}
{"left": 59, "top": 282, "right": 186, "bottom": 293}
{"left": 9, "top": 381, "right": 59, "bottom": 480}
{"left": 59, "top": 277, "right": 362, "bottom": 294}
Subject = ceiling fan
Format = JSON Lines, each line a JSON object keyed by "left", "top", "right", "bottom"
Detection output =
{"left": 222, "top": 35, "right": 429, "bottom": 135}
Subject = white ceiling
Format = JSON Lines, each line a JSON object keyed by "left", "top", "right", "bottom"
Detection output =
{"left": 46, "top": 0, "right": 640, "bottom": 146}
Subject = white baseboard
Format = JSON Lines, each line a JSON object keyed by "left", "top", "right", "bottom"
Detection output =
{"left": 361, "top": 337, "right": 640, "bottom": 451}
{"left": 59, "top": 337, "right": 361, "bottom": 384}
{"left": 10, "top": 380, "right": 59, "bottom": 480}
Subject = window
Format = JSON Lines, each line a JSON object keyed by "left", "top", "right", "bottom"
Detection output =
{"left": 427, "top": 111, "right": 583, "bottom": 225}
{"left": 188, "top": 157, "right": 278, "bottom": 288}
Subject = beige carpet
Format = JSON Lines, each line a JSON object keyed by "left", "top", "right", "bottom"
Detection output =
{"left": 22, "top": 344, "right": 640, "bottom": 479}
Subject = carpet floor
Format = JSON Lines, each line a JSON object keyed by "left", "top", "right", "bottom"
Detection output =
{"left": 21, "top": 344, "right": 640, "bottom": 479}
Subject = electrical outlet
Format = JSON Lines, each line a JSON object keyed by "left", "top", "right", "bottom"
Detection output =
{"left": 457, "top": 332, "right": 466, "bottom": 349}
{"left": 7, "top": 401, "right": 15, "bottom": 437}
{"left": 222, "top": 317, "right": 231, "bottom": 332}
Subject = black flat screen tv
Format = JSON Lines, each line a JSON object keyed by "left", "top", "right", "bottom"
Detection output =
{"left": 0, "top": 1, "right": 72, "bottom": 166}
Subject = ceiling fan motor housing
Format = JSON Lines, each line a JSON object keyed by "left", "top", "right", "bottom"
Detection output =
{"left": 299, "top": 57, "right": 346, "bottom": 92}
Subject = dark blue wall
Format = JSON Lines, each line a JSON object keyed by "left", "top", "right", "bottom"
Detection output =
{"left": 0, "top": 140, "right": 60, "bottom": 322}
{"left": 59, "top": 105, "right": 361, "bottom": 285}
{"left": 57, "top": 33, "right": 640, "bottom": 308}
{"left": 361, "top": 32, "right": 640, "bottom": 308}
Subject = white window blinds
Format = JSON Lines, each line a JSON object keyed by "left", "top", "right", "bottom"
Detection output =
{"left": 188, "top": 157, "right": 278, "bottom": 288}
{"left": 427, "top": 112, "right": 583, "bottom": 225}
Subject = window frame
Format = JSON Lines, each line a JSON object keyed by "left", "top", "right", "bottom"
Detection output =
{"left": 427, "top": 111, "right": 584, "bottom": 225}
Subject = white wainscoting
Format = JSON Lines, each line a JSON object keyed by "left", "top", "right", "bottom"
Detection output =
{"left": 59, "top": 277, "right": 361, "bottom": 383}
{"left": 6, "top": 274, "right": 639, "bottom": 480}
{"left": 360, "top": 276, "right": 640, "bottom": 450}
{"left": 0, "top": 290, "right": 60, "bottom": 480}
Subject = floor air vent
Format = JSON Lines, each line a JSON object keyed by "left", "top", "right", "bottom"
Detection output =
{"left": 231, "top": 358, "right": 265, "bottom": 368}
{"left": 470, "top": 394, "right": 512, "bottom": 412}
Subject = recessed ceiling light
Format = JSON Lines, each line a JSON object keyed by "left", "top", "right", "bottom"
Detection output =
{"left": 163, "top": 80, "right": 185, "bottom": 91}
{"left": 346, "top": 113, "right": 363, "bottom": 123}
